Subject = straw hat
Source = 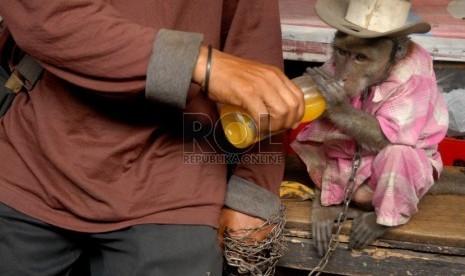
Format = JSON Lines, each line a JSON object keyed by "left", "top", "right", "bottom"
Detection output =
{"left": 315, "top": 0, "right": 431, "bottom": 38}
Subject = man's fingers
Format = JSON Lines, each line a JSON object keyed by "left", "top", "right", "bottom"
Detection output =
{"left": 207, "top": 52, "right": 305, "bottom": 135}
{"left": 251, "top": 71, "right": 303, "bottom": 133}
{"left": 241, "top": 94, "right": 270, "bottom": 134}
{"left": 281, "top": 75, "right": 306, "bottom": 127}
{"left": 265, "top": 69, "right": 304, "bottom": 131}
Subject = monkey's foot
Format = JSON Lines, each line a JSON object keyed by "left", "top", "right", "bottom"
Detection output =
{"left": 349, "top": 212, "right": 390, "bottom": 250}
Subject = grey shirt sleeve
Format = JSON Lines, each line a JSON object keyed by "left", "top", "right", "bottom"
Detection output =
{"left": 145, "top": 29, "right": 204, "bottom": 109}
{"left": 224, "top": 175, "right": 281, "bottom": 221}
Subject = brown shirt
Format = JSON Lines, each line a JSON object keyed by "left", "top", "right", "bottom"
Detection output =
{"left": 0, "top": 0, "right": 285, "bottom": 232}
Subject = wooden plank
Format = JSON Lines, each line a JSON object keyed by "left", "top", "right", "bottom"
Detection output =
{"left": 278, "top": 236, "right": 465, "bottom": 276}
{"left": 281, "top": 156, "right": 465, "bottom": 274}
{"left": 283, "top": 158, "right": 465, "bottom": 249}
{"left": 280, "top": 194, "right": 465, "bottom": 274}
{"left": 283, "top": 193, "right": 465, "bottom": 250}
{"left": 386, "top": 194, "right": 465, "bottom": 248}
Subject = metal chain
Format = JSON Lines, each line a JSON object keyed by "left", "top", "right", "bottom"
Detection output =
{"left": 308, "top": 89, "right": 368, "bottom": 276}
{"left": 307, "top": 148, "right": 362, "bottom": 276}
{"left": 223, "top": 205, "right": 287, "bottom": 276}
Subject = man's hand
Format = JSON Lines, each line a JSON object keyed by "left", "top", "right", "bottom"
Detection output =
{"left": 217, "top": 207, "right": 273, "bottom": 250}
{"left": 193, "top": 46, "right": 305, "bottom": 134}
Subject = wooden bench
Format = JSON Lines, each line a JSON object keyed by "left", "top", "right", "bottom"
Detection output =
{"left": 278, "top": 158, "right": 465, "bottom": 275}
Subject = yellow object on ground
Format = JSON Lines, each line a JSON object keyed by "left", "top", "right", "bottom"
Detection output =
{"left": 279, "top": 181, "right": 315, "bottom": 201}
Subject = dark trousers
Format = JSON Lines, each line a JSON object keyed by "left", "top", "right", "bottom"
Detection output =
{"left": 0, "top": 203, "right": 222, "bottom": 276}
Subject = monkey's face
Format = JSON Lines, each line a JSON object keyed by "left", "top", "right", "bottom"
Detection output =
{"left": 332, "top": 34, "right": 395, "bottom": 99}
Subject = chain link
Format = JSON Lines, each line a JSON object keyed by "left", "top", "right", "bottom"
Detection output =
{"left": 308, "top": 149, "right": 361, "bottom": 276}
{"left": 223, "top": 205, "right": 287, "bottom": 276}
{"left": 308, "top": 89, "right": 368, "bottom": 276}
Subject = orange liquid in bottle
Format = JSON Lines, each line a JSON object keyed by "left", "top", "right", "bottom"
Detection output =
{"left": 302, "top": 92, "right": 326, "bottom": 123}
{"left": 220, "top": 75, "right": 325, "bottom": 148}
{"left": 294, "top": 74, "right": 326, "bottom": 123}
{"left": 220, "top": 105, "right": 257, "bottom": 149}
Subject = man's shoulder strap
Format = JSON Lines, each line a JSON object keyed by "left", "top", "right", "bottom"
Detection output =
{"left": 1, "top": 17, "right": 44, "bottom": 93}
{"left": 6, "top": 53, "right": 44, "bottom": 94}
{"left": 0, "top": 18, "right": 44, "bottom": 117}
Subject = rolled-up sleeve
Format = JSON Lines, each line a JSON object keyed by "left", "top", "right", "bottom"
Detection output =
{"left": 225, "top": 175, "right": 281, "bottom": 220}
{"left": 145, "top": 29, "right": 203, "bottom": 109}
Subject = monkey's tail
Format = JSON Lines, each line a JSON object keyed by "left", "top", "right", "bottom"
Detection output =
{"left": 427, "top": 166, "right": 465, "bottom": 195}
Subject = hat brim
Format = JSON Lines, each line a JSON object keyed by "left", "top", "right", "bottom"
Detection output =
{"left": 315, "top": 0, "right": 431, "bottom": 38}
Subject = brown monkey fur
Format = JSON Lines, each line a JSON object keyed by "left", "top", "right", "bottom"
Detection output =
{"left": 305, "top": 31, "right": 464, "bottom": 256}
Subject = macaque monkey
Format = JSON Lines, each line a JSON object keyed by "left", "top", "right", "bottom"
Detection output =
{"left": 292, "top": 30, "right": 461, "bottom": 257}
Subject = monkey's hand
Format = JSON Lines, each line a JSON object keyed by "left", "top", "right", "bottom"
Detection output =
{"left": 305, "top": 67, "right": 390, "bottom": 152}
{"left": 305, "top": 67, "right": 348, "bottom": 110}
{"left": 311, "top": 201, "right": 343, "bottom": 257}
{"left": 349, "top": 212, "right": 391, "bottom": 250}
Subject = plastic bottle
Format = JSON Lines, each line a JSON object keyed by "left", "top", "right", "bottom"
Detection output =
{"left": 220, "top": 75, "right": 326, "bottom": 148}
